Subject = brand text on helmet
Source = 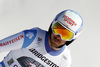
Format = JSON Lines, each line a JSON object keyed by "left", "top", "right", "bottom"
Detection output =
{"left": 63, "top": 15, "right": 77, "bottom": 26}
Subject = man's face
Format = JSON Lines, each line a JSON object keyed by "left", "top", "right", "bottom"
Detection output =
{"left": 49, "top": 32, "right": 66, "bottom": 50}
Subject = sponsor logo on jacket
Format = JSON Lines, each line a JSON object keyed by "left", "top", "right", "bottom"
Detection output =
{"left": 0, "top": 34, "right": 24, "bottom": 46}
{"left": 29, "top": 48, "right": 59, "bottom": 67}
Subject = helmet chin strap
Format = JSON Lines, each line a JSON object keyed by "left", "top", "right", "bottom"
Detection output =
{"left": 56, "top": 44, "right": 65, "bottom": 48}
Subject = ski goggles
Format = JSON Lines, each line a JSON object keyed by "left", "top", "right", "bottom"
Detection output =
{"left": 52, "top": 21, "right": 75, "bottom": 41}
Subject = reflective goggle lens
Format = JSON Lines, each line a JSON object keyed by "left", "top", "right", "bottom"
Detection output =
{"left": 52, "top": 22, "right": 74, "bottom": 41}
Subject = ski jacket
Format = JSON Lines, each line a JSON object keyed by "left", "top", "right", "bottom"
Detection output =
{"left": 0, "top": 27, "right": 71, "bottom": 67}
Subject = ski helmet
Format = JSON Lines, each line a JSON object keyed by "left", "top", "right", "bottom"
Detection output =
{"left": 48, "top": 9, "right": 83, "bottom": 46}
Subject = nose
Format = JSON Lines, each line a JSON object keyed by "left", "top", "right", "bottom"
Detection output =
{"left": 56, "top": 34, "right": 62, "bottom": 40}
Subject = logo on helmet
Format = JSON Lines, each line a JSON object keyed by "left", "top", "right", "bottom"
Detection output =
{"left": 63, "top": 15, "right": 77, "bottom": 26}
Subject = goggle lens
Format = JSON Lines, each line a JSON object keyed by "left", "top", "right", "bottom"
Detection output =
{"left": 52, "top": 22, "right": 74, "bottom": 41}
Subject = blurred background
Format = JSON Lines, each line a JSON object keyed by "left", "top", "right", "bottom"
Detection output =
{"left": 0, "top": 0, "right": 100, "bottom": 67}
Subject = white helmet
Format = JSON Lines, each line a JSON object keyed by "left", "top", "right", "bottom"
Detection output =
{"left": 48, "top": 9, "right": 83, "bottom": 46}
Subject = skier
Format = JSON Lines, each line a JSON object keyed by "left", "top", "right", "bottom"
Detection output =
{"left": 0, "top": 9, "right": 83, "bottom": 67}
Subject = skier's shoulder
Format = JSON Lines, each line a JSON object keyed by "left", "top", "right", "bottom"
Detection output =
{"left": 62, "top": 46, "right": 72, "bottom": 64}
{"left": 62, "top": 46, "right": 71, "bottom": 58}
{"left": 30, "top": 27, "right": 47, "bottom": 32}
